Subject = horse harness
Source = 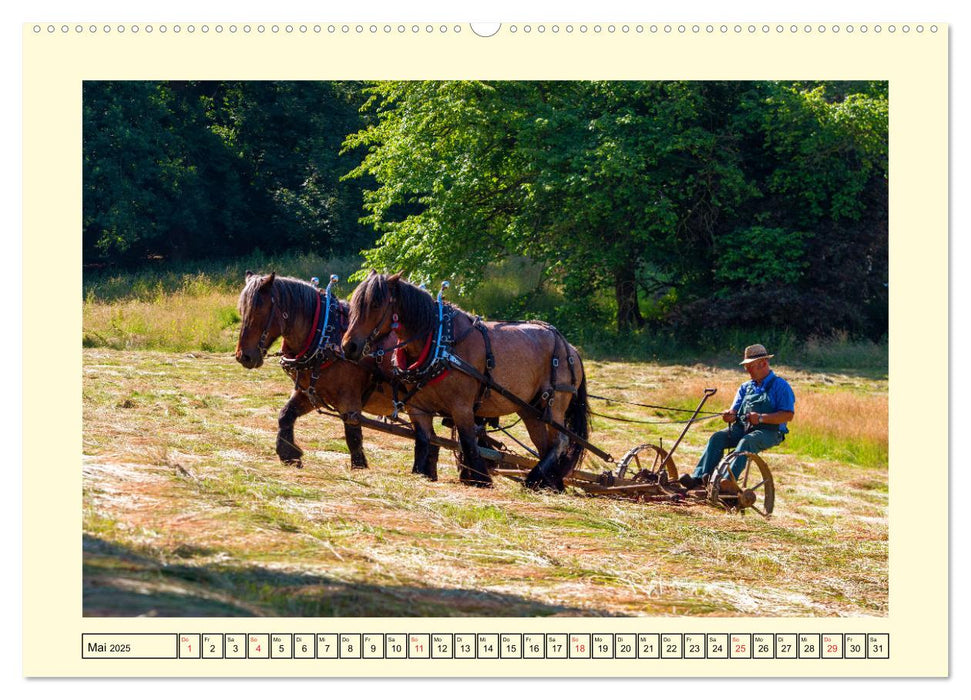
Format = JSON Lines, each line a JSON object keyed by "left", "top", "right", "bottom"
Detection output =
{"left": 379, "top": 301, "right": 491, "bottom": 418}
{"left": 278, "top": 285, "right": 357, "bottom": 412}
{"left": 251, "top": 291, "right": 278, "bottom": 361}
{"left": 368, "top": 295, "right": 610, "bottom": 463}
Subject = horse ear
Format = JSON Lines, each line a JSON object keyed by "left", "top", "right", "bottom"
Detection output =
{"left": 387, "top": 271, "right": 403, "bottom": 290}
{"left": 260, "top": 272, "right": 276, "bottom": 289}
{"left": 245, "top": 269, "right": 254, "bottom": 279}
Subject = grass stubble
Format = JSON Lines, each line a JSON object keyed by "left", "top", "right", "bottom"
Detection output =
{"left": 82, "top": 349, "right": 888, "bottom": 618}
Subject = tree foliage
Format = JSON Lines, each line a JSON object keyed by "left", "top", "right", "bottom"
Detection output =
{"left": 83, "top": 81, "right": 373, "bottom": 264}
{"left": 345, "top": 80, "right": 887, "bottom": 338}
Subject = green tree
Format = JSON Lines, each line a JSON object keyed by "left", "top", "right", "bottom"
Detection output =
{"left": 216, "top": 81, "right": 374, "bottom": 254}
{"left": 676, "top": 82, "right": 888, "bottom": 338}
{"left": 345, "top": 81, "right": 754, "bottom": 330}
{"left": 83, "top": 81, "right": 374, "bottom": 265}
{"left": 346, "top": 80, "right": 887, "bottom": 338}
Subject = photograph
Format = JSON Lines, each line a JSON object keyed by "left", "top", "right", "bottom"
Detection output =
{"left": 81, "top": 79, "right": 889, "bottom": 618}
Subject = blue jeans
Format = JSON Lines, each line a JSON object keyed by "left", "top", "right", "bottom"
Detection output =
{"left": 692, "top": 423, "right": 785, "bottom": 479}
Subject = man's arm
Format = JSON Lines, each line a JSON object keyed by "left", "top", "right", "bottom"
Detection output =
{"left": 748, "top": 410, "right": 794, "bottom": 426}
{"left": 724, "top": 385, "right": 745, "bottom": 421}
{"left": 754, "top": 376, "right": 796, "bottom": 426}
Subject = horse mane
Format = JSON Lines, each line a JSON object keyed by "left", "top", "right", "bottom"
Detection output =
{"left": 238, "top": 273, "right": 323, "bottom": 324}
{"left": 349, "top": 273, "right": 438, "bottom": 341}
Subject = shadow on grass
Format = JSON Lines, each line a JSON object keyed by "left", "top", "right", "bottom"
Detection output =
{"left": 83, "top": 535, "right": 608, "bottom": 618}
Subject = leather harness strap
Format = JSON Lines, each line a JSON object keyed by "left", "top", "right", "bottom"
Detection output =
{"left": 441, "top": 351, "right": 612, "bottom": 463}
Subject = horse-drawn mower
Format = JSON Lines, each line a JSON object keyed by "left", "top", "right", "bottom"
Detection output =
{"left": 345, "top": 385, "right": 776, "bottom": 518}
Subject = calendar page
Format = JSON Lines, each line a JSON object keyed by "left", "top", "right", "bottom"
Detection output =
{"left": 22, "top": 19, "right": 947, "bottom": 677}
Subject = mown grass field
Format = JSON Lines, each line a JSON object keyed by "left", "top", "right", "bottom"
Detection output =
{"left": 83, "top": 347, "right": 888, "bottom": 617}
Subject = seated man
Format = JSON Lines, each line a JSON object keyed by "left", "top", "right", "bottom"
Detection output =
{"left": 680, "top": 344, "right": 795, "bottom": 489}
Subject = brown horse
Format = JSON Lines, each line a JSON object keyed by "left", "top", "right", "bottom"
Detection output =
{"left": 235, "top": 271, "right": 424, "bottom": 471}
{"left": 341, "top": 272, "right": 590, "bottom": 491}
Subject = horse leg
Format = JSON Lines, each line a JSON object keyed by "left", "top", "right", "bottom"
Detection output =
{"left": 426, "top": 443, "right": 441, "bottom": 481}
{"left": 277, "top": 390, "right": 315, "bottom": 468}
{"left": 519, "top": 415, "right": 550, "bottom": 489}
{"left": 454, "top": 411, "right": 493, "bottom": 487}
{"left": 343, "top": 421, "right": 368, "bottom": 469}
{"left": 410, "top": 413, "right": 438, "bottom": 481}
{"left": 522, "top": 415, "right": 569, "bottom": 492}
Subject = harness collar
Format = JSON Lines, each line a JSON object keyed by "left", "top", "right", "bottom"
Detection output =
{"left": 387, "top": 299, "right": 456, "bottom": 398}
{"left": 283, "top": 290, "right": 322, "bottom": 360}
{"left": 280, "top": 287, "right": 344, "bottom": 371}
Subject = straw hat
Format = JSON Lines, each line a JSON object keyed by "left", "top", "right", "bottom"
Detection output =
{"left": 740, "top": 344, "right": 774, "bottom": 365}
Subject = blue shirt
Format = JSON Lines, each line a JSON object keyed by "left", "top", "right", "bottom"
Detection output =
{"left": 729, "top": 371, "right": 796, "bottom": 434}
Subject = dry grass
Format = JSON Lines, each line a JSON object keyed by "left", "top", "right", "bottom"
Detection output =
{"left": 647, "top": 368, "right": 888, "bottom": 469}
{"left": 83, "top": 292, "right": 242, "bottom": 353}
{"left": 82, "top": 349, "right": 888, "bottom": 618}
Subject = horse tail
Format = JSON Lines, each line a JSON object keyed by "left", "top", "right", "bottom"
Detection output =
{"left": 556, "top": 352, "right": 589, "bottom": 478}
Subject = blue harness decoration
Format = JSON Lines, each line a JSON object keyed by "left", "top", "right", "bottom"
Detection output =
{"left": 279, "top": 274, "right": 346, "bottom": 411}
{"left": 387, "top": 281, "right": 457, "bottom": 418}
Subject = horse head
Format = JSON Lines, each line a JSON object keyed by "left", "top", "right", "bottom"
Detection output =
{"left": 342, "top": 270, "right": 404, "bottom": 361}
{"left": 235, "top": 270, "right": 280, "bottom": 369}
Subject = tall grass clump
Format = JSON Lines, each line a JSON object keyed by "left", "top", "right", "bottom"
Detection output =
{"left": 793, "top": 332, "right": 887, "bottom": 373}
{"left": 777, "top": 390, "right": 888, "bottom": 469}
{"left": 82, "top": 252, "right": 361, "bottom": 352}
{"left": 83, "top": 251, "right": 362, "bottom": 303}
{"left": 83, "top": 292, "right": 242, "bottom": 352}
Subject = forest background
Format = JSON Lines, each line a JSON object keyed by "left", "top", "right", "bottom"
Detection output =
{"left": 83, "top": 80, "right": 888, "bottom": 364}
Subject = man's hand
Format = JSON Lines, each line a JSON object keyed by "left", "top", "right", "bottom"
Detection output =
{"left": 745, "top": 411, "right": 763, "bottom": 425}
{"left": 722, "top": 410, "right": 737, "bottom": 423}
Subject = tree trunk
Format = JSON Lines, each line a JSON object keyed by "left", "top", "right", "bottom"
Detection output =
{"left": 614, "top": 272, "right": 645, "bottom": 332}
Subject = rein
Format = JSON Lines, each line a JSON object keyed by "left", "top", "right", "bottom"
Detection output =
{"left": 587, "top": 393, "right": 723, "bottom": 416}
{"left": 590, "top": 409, "right": 723, "bottom": 426}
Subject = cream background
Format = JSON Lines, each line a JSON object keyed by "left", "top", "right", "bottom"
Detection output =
{"left": 22, "top": 22, "right": 947, "bottom": 677}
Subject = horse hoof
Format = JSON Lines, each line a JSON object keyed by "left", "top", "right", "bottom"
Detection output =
{"left": 524, "top": 472, "right": 563, "bottom": 493}
{"left": 284, "top": 458, "right": 303, "bottom": 469}
{"left": 351, "top": 463, "right": 368, "bottom": 470}
{"left": 460, "top": 478, "right": 492, "bottom": 488}
{"left": 277, "top": 445, "right": 304, "bottom": 463}
{"left": 460, "top": 470, "right": 493, "bottom": 488}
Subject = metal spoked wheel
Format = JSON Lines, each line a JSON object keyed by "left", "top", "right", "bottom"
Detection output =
{"left": 707, "top": 451, "right": 775, "bottom": 517}
{"left": 616, "top": 443, "right": 678, "bottom": 485}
